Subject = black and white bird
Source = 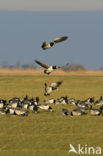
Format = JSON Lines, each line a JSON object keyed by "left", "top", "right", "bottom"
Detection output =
{"left": 94, "top": 96, "right": 103, "bottom": 106}
{"left": 38, "top": 104, "right": 53, "bottom": 112}
{"left": 44, "top": 83, "right": 53, "bottom": 96}
{"left": 71, "top": 109, "right": 87, "bottom": 116}
{"left": 89, "top": 105, "right": 101, "bottom": 116}
{"left": 44, "top": 82, "right": 62, "bottom": 96}
{"left": 41, "top": 36, "right": 68, "bottom": 50}
{"left": 0, "top": 99, "right": 6, "bottom": 109}
{"left": 44, "top": 98, "right": 56, "bottom": 104}
{"left": 35, "top": 60, "right": 60, "bottom": 75}
{"left": 6, "top": 107, "right": 29, "bottom": 116}
{"left": 56, "top": 96, "right": 68, "bottom": 104}
{"left": 62, "top": 108, "right": 69, "bottom": 116}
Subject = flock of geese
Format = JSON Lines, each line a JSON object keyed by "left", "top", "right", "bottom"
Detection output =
{"left": 0, "top": 36, "right": 102, "bottom": 116}
{"left": 0, "top": 95, "right": 103, "bottom": 116}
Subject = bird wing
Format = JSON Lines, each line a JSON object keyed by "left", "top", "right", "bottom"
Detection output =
{"left": 35, "top": 60, "right": 49, "bottom": 69}
{"left": 53, "top": 36, "right": 68, "bottom": 43}
{"left": 51, "top": 81, "right": 63, "bottom": 89}
{"left": 57, "top": 81, "right": 63, "bottom": 86}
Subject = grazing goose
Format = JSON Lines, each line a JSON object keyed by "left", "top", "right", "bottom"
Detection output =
{"left": 28, "top": 105, "right": 38, "bottom": 113}
{"left": 56, "top": 96, "right": 68, "bottom": 104}
{"left": 71, "top": 109, "right": 86, "bottom": 116}
{"left": 22, "top": 103, "right": 29, "bottom": 110}
{"left": 76, "top": 101, "right": 88, "bottom": 109}
{"left": 21, "top": 98, "right": 34, "bottom": 107}
{"left": 0, "top": 99, "right": 6, "bottom": 109}
{"left": 94, "top": 96, "right": 103, "bottom": 106}
{"left": 44, "top": 98, "right": 56, "bottom": 104}
{"left": 34, "top": 97, "right": 39, "bottom": 105}
{"left": 41, "top": 36, "right": 68, "bottom": 50}
{"left": 83, "top": 97, "right": 94, "bottom": 105}
{"left": 89, "top": 106, "right": 101, "bottom": 116}
{"left": 68, "top": 98, "right": 78, "bottom": 106}
{"left": 76, "top": 107, "right": 86, "bottom": 113}
{"left": 9, "top": 97, "right": 21, "bottom": 108}
{"left": 6, "top": 107, "right": 15, "bottom": 115}
{"left": 6, "top": 107, "right": 29, "bottom": 116}
{"left": 14, "top": 109, "right": 29, "bottom": 116}
{"left": 35, "top": 60, "right": 60, "bottom": 75}
{"left": 38, "top": 104, "right": 53, "bottom": 112}
{"left": 62, "top": 108, "right": 69, "bottom": 116}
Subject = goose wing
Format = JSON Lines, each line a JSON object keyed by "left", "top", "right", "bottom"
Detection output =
{"left": 35, "top": 60, "right": 49, "bottom": 69}
{"left": 53, "top": 36, "right": 68, "bottom": 43}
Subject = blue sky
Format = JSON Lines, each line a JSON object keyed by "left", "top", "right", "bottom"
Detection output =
{"left": 0, "top": 1, "right": 103, "bottom": 69}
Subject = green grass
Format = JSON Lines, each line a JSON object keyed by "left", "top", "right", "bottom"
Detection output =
{"left": 0, "top": 75, "right": 103, "bottom": 156}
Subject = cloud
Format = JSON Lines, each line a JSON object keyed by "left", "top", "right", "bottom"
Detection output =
{"left": 0, "top": 0, "right": 103, "bottom": 11}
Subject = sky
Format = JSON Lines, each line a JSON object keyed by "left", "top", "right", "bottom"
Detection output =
{"left": 0, "top": 1, "right": 103, "bottom": 69}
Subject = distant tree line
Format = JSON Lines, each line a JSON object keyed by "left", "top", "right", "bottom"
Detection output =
{"left": 0, "top": 61, "right": 86, "bottom": 71}
{"left": 62, "top": 63, "right": 86, "bottom": 71}
{"left": 0, "top": 62, "right": 36, "bottom": 69}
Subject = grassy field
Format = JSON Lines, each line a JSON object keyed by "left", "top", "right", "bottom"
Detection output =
{"left": 0, "top": 71, "right": 103, "bottom": 156}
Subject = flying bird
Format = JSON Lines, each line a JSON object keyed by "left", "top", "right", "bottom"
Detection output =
{"left": 44, "top": 81, "right": 62, "bottom": 96}
{"left": 35, "top": 60, "right": 60, "bottom": 75}
{"left": 41, "top": 36, "right": 68, "bottom": 50}
{"left": 44, "top": 83, "right": 53, "bottom": 96}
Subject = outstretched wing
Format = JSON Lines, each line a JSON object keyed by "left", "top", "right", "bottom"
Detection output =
{"left": 53, "top": 36, "right": 68, "bottom": 43}
{"left": 35, "top": 60, "right": 49, "bottom": 69}
{"left": 50, "top": 81, "right": 63, "bottom": 89}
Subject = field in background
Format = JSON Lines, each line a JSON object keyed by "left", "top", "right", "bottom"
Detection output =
{"left": 0, "top": 70, "right": 103, "bottom": 155}
{"left": 0, "top": 68, "right": 103, "bottom": 76}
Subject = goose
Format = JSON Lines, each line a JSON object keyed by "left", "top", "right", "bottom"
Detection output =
{"left": 71, "top": 109, "right": 86, "bottom": 116}
{"left": 22, "top": 103, "right": 29, "bottom": 110}
{"left": 56, "top": 96, "right": 68, "bottom": 104}
{"left": 35, "top": 60, "right": 60, "bottom": 75}
{"left": 34, "top": 97, "right": 39, "bottom": 105}
{"left": 89, "top": 105, "right": 101, "bottom": 116}
{"left": 28, "top": 105, "right": 38, "bottom": 113}
{"left": 41, "top": 36, "right": 68, "bottom": 50}
{"left": 83, "top": 97, "right": 94, "bottom": 105}
{"left": 21, "top": 98, "right": 34, "bottom": 107}
{"left": 44, "top": 98, "right": 56, "bottom": 104}
{"left": 6, "top": 107, "right": 15, "bottom": 115}
{"left": 38, "top": 104, "right": 53, "bottom": 112}
{"left": 62, "top": 108, "right": 69, "bottom": 116}
{"left": 76, "top": 101, "right": 88, "bottom": 109}
{"left": 76, "top": 107, "right": 86, "bottom": 113}
{"left": 94, "top": 96, "right": 103, "bottom": 106}
{"left": 9, "top": 97, "right": 21, "bottom": 108}
{"left": 14, "top": 109, "right": 29, "bottom": 116}
{"left": 44, "top": 83, "right": 53, "bottom": 96}
{"left": 0, "top": 99, "right": 6, "bottom": 109}
{"left": 68, "top": 98, "right": 78, "bottom": 106}
{"left": 6, "top": 107, "right": 29, "bottom": 116}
